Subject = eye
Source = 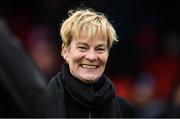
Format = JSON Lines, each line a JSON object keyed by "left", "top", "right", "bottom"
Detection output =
{"left": 78, "top": 46, "right": 87, "bottom": 51}
{"left": 97, "top": 48, "right": 105, "bottom": 51}
{"left": 96, "top": 48, "right": 106, "bottom": 53}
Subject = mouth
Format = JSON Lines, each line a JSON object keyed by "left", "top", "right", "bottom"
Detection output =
{"left": 80, "top": 64, "right": 98, "bottom": 70}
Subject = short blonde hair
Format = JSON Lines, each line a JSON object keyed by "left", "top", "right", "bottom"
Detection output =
{"left": 60, "top": 8, "right": 118, "bottom": 49}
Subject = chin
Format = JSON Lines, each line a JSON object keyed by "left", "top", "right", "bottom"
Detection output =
{"left": 83, "top": 77, "right": 99, "bottom": 83}
{"left": 84, "top": 79, "right": 98, "bottom": 83}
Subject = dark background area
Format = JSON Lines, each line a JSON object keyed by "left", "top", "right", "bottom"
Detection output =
{"left": 0, "top": 0, "right": 180, "bottom": 117}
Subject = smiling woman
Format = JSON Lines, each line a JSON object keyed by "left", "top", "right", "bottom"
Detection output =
{"left": 62, "top": 33, "right": 108, "bottom": 83}
{"left": 48, "top": 8, "right": 135, "bottom": 118}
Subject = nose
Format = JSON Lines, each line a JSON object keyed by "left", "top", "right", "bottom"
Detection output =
{"left": 85, "top": 49, "right": 97, "bottom": 61}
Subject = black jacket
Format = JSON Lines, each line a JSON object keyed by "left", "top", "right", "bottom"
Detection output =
{"left": 0, "top": 18, "right": 53, "bottom": 117}
{"left": 48, "top": 63, "right": 135, "bottom": 118}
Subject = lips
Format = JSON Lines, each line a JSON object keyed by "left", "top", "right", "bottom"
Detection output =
{"left": 81, "top": 64, "right": 98, "bottom": 69}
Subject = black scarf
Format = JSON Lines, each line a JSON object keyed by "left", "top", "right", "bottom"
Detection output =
{"left": 51, "top": 63, "right": 122, "bottom": 117}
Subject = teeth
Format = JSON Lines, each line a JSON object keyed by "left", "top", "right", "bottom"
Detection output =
{"left": 81, "top": 64, "right": 97, "bottom": 69}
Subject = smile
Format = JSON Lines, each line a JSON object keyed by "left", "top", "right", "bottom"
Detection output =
{"left": 81, "top": 64, "right": 98, "bottom": 69}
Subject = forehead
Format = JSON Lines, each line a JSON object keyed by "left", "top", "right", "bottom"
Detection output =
{"left": 74, "top": 32, "right": 107, "bottom": 45}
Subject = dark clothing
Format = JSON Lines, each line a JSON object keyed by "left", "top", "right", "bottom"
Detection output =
{"left": 0, "top": 18, "right": 53, "bottom": 117}
{"left": 48, "top": 63, "right": 135, "bottom": 118}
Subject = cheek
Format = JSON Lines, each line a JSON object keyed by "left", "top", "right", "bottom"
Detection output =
{"left": 101, "top": 53, "right": 109, "bottom": 64}
{"left": 67, "top": 50, "right": 82, "bottom": 63}
{"left": 66, "top": 53, "right": 73, "bottom": 63}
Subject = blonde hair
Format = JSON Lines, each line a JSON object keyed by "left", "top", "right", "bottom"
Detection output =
{"left": 60, "top": 8, "right": 118, "bottom": 50}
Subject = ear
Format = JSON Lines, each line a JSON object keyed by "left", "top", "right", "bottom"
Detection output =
{"left": 61, "top": 43, "right": 68, "bottom": 61}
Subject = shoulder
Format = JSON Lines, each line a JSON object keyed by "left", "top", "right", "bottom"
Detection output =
{"left": 116, "top": 96, "right": 135, "bottom": 118}
{"left": 48, "top": 72, "right": 63, "bottom": 93}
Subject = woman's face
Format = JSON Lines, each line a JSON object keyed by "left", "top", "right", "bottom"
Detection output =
{"left": 62, "top": 33, "right": 109, "bottom": 83}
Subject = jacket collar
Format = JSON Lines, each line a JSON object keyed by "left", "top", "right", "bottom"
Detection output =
{"left": 61, "top": 63, "right": 115, "bottom": 108}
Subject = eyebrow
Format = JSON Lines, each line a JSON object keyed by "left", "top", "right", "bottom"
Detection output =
{"left": 97, "top": 44, "right": 107, "bottom": 48}
{"left": 76, "top": 42, "right": 87, "bottom": 46}
{"left": 76, "top": 42, "right": 107, "bottom": 47}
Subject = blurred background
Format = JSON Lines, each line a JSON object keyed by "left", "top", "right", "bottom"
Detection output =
{"left": 0, "top": 0, "right": 180, "bottom": 117}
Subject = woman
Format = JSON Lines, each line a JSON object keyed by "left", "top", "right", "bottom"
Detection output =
{"left": 48, "top": 8, "right": 135, "bottom": 118}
